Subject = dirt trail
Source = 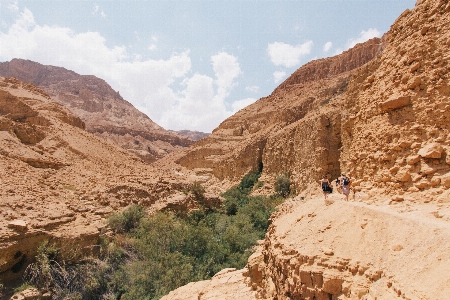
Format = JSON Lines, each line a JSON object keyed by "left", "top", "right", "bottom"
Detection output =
{"left": 258, "top": 192, "right": 450, "bottom": 299}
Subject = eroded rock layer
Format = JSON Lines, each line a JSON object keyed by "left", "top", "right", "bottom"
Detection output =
{"left": 0, "top": 77, "right": 210, "bottom": 284}
{"left": 0, "top": 59, "right": 194, "bottom": 163}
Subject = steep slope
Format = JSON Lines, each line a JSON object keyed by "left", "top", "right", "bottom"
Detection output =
{"left": 178, "top": 0, "right": 450, "bottom": 200}
{"left": 0, "top": 59, "right": 194, "bottom": 163}
{"left": 163, "top": 0, "right": 450, "bottom": 299}
{"left": 177, "top": 37, "right": 385, "bottom": 191}
{"left": 0, "top": 77, "right": 209, "bottom": 285}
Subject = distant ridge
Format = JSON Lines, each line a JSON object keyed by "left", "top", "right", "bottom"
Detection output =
{"left": 171, "top": 129, "right": 209, "bottom": 141}
{"left": 0, "top": 59, "right": 194, "bottom": 163}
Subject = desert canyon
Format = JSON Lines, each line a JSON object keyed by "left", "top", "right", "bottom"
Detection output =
{"left": 1, "top": 0, "right": 450, "bottom": 299}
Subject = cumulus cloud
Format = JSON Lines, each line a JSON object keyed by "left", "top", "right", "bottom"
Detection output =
{"left": 323, "top": 41, "right": 332, "bottom": 53}
{"left": 346, "top": 28, "right": 380, "bottom": 49}
{"left": 273, "top": 70, "right": 286, "bottom": 84}
{"left": 0, "top": 8, "right": 247, "bottom": 132}
{"left": 211, "top": 52, "right": 241, "bottom": 100}
{"left": 245, "top": 85, "right": 259, "bottom": 93}
{"left": 267, "top": 41, "right": 313, "bottom": 68}
{"left": 232, "top": 98, "right": 257, "bottom": 113}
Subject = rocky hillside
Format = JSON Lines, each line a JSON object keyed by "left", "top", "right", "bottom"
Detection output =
{"left": 176, "top": 37, "right": 383, "bottom": 188}
{"left": 177, "top": 0, "right": 450, "bottom": 200}
{"left": 163, "top": 0, "right": 450, "bottom": 298}
{"left": 0, "top": 59, "right": 194, "bottom": 163}
{"left": 171, "top": 129, "right": 210, "bottom": 141}
{"left": 0, "top": 77, "right": 215, "bottom": 286}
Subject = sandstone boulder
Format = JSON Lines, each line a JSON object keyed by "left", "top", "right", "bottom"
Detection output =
{"left": 440, "top": 173, "right": 450, "bottom": 188}
{"left": 379, "top": 95, "right": 410, "bottom": 111}
{"left": 7, "top": 220, "right": 28, "bottom": 231}
{"left": 417, "top": 143, "right": 443, "bottom": 158}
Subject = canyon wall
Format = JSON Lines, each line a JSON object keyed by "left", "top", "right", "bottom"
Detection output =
{"left": 178, "top": 0, "right": 450, "bottom": 201}
{"left": 0, "top": 59, "right": 195, "bottom": 163}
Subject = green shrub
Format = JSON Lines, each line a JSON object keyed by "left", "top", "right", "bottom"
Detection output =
{"left": 13, "top": 283, "right": 33, "bottom": 294}
{"left": 275, "top": 172, "right": 291, "bottom": 197}
{"left": 15, "top": 170, "right": 284, "bottom": 300}
{"left": 189, "top": 182, "right": 205, "bottom": 200}
{"left": 238, "top": 170, "right": 261, "bottom": 193}
{"left": 108, "top": 204, "right": 145, "bottom": 234}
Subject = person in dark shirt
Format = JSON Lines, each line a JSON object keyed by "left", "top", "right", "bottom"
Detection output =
{"left": 320, "top": 174, "right": 332, "bottom": 200}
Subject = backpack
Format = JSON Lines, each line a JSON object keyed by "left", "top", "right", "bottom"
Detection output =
{"left": 343, "top": 178, "right": 350, "bottom": 185}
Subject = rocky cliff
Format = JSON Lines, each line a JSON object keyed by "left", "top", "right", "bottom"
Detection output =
{"left": 0, "top": 59, "right": 194, "bottom": 163}
{"left": 163, "top": 0, "right": 450, "bottom": 298}
{"left": 0, "top": 77, "right": 213, "bottom": 287}
{"left": 177, "top": 0, "right": 450, "bottom": 200}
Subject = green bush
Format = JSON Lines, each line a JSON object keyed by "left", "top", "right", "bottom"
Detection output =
{"left": 189, "top": 182, "right": 205, "bottom": 200}
{"left": 14, "top": 170, "right": 284, "bottom": 300}
{"left": 108, "top": 204, "right": 145, "bottom": 234}
{"left": 13, "top": 283, "right": 33, "bottom": 294}
{"left": 238, "top": 170, "right": 261, "bottom": 193}
{"left": 275, "top": 172, "right": 291, "bottom": 197}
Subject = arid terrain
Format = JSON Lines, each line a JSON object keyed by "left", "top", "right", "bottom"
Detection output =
{"left": 2, "top": 0, "right": 450, "bottom": 299}
{"left": 0, "top": 59, "right": 199, "bottom": 163}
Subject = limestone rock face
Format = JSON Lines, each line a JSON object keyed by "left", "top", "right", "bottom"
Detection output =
{"left": 0, "top": 59, "right": 195, "bottom": 163}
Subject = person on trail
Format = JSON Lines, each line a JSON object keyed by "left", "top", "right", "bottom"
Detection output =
{"left": 341, "top": 174, "right": 351, "bottom": 201}
{"left": 320, "top": 175, "right": 332, "bottom": 200}
{"left": 335, "top": 176, "right": 342, "bottom": 194}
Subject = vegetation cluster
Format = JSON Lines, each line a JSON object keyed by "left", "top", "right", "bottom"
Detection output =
{"left": 13, "top": 170, "right": 288, "bottom": 299}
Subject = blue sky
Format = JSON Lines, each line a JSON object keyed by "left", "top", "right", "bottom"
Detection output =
{"left": 0, "top": 0, "right": 416, "bottom": 132}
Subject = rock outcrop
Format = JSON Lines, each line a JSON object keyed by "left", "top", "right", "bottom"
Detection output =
{"left": 0, "top": 59, "right": 194, "bottom": 163}
{"left": 171, "top": 130, "right": 210, "bottom": 141}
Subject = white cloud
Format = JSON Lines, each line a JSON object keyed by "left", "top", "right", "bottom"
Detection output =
{"left": 157, "top": 52, "right": 242, "bottom": 131}
{"left": 245, "top": 85, "right": 259, "bottom": 93}
{"left": 346, "top": 28, "right": 380, "bottom": 49}
{"left": 273, "top": 71, "right": 286, "bottom": 84}
{"left": 92, "top": 4, "right": 107, "bottom": 19}
{"left": 0, "top": 8, "right": 247, "bottom": 132}
{"left": 148, "top": 44, "right": 156, "bottom": 51}
{"left": 232, "top": 98, "right": 257, "bottom": 113}
{"left": 211, "top": 52, "right": 241, "bottom": 100}
{"left": 267, "top": 41, "right": 313, "bottom": 68}
{"left": 333, "top": 48, "right": 343, "bottom": 56}
{"left": 7, "top": 0, "right": 19, "bottom": 12}
{"left": 323, "top": 41, "right": 332, "bottom": 53}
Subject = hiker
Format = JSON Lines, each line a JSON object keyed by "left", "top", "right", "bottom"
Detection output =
{"left": 335, "top": 176, "right": 342, "bottom": 194}
{"left": 320, "top": 175, "right": 332, "bottom": 200}
{"left": 341, "top": 174, "right": 351, "bottom": 201}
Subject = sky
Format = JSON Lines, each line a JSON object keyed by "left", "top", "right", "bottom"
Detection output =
{"left": 0, "top": 0, "right": 416, "bottom": 133}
